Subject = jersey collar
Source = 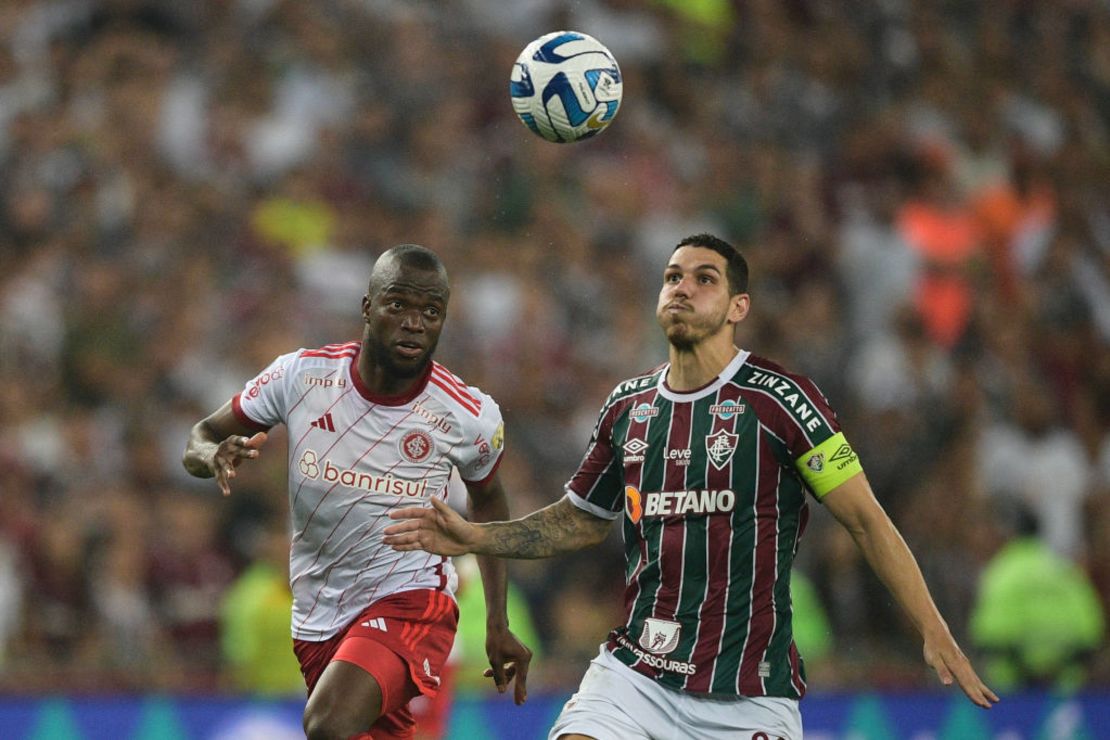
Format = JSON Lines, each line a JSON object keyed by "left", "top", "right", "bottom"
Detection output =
{"left": 348, "top": 343, "right": 432, "bottom": 406}
{"left": 657, "top": 349, "right": 750, "bottom": 403}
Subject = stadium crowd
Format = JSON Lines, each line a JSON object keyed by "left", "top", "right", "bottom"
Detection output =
{"left": 0, "top": 0, "right": 1108, "bottom": 697}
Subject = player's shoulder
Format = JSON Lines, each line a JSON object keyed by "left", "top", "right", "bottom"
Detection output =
{"left": 737, "top": 353, "right": 821, "bottom": 393}
{"left": 737, "top": 353, "right": 838, "bottom": 432}
{"left": 297, "top": 341, "right": 361, "bottom": 362}
{"left": 603, "top": 363, "right": 667, "bottom": 407}
{"left": 427, "top": 361, "right": 494, "bottom": 420}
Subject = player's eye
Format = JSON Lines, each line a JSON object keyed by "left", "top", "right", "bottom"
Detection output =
{"left": 699, "top": 275, "right": 714, "bottom": 284}
{"left": 424, "top": 307, "right": 440, "bottom": 319}
{"left": 664, "top": 272, "right": 681, "bottom": 283}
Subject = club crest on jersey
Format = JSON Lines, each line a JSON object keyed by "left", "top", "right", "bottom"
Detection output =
{"left": 639, "top": 617, "right": 681, "bottom": 655}
{"left": 399, "top": 430, "right": 434, "bottom": 463}
{"left": 628, "top": 403, "right": 659, "bottom": 423}
{"left": 705, "top": 430, "right": 738, "bottom": 469}
{"left": 708, "top": 399, "right": 745, "bottom": 419}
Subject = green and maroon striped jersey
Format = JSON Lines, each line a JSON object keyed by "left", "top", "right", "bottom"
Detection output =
{"left": 565, "top": 350, "right": 863, "bottom": 699}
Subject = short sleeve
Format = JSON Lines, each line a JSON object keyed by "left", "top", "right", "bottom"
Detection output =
{"left": 565, "top": 395, "right": 625, "bottom": 516}
{"left": 232, "top": 352, "right": 297, "bottom": 431}
{"left": 754, "top": 366, "right": 864, "bottom": 499}
{"left": 456, "top": 393, "right": 504, "bottom": 485}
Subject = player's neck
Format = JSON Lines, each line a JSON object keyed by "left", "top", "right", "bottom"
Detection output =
{"left": 666, "top": 338, "right": 740, "bottom": 391}
{"left": 357, "top": 350, "right": 429, "bottom": 399}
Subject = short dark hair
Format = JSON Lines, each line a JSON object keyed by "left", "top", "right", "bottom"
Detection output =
{"left": 674, "top": 233, "right": 749, "bottom": 294}
{"left": 383, "top": 243, "right": 444, "bottom": 273}
{"left": 368, "top": 244, "right": 449, "bottom": 295}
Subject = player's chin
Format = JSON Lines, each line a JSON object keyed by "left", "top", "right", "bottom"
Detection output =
{"left": 663, "top": 325, "right": 697, "bottom": 351}
{"left": 386, "top": 352, "right": 431, "bottom": 377}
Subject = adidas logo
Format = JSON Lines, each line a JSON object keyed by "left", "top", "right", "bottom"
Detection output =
{"left": 311, "top": 413, "right": 335, "bottom": 432}
{"left": 360, "top": 617, "right": 387, "bottom": 632}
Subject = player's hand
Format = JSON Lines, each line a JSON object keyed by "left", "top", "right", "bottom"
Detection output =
{"left": 210, "top": 432, "right": 267, "bottom": 497}
{"left": 483, "top": 626, "right": 532, "bottom": 705}
{"left": 384, "top": 497, "right": 480, "bottom": 556}
{"left": 923, "top": 629, "right": 999, "bottom": 708}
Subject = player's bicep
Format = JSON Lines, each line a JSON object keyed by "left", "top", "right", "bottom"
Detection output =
{"left": 820, "top": 472, "right": 886, "bottom": 535}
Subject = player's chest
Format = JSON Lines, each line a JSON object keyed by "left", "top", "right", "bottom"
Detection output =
{"left": 289, "top": 393, "right": 461, "bottom": 475}
{"left": 615, "top": 398, "right": 759, "bottom": 482}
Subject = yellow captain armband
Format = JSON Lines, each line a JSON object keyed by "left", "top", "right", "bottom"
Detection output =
{"left": 795, "top": 432, "right": 863, "bottom": 499}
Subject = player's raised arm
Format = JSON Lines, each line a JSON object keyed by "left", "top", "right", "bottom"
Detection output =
{"left": 384, "top": 495, "right": 612, "bottom": 559}
{"left": 182, "top": 399, "right": 269, "bottom": 497}
{"left": 822, "top": 472, "right": 999, "bottom": 709}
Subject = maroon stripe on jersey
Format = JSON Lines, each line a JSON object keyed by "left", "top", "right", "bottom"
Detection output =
{"left": 231, "top": 393, "right": 272, "bottom": 433}
{"left": 295, "top": 449, "right": 420, "bottom": 634}
{"left": 325, "top": 438, "right": 462, "bottom": 630}
{"left": 429, "top": 374, "right": 480, "bottom": 416}
{"left": 291, "top": 403, "right": 417, "bottom": 537}
{"left": 684, "top": 383, "right": 745, "bottom": 693}
{"left": 619, "top": 389, "right": 654, "bottom": 621}
{"left": 738, "top": 434, "right": 782, "bottom": 695}
{"left": 653, "top": 400, "right": 692, "bottom": 623}
{"left": 301, "top": 350, "right": 358, "bottom": 359}
{"left": 300, "top": 341, "right": 360, "bottom": 359}
{"left": 289, "top": 378, "right": 348, "bottom": 464}
{"left": 569, "top": 388, "right": 655, "bottom": 502}
{"left": 431, "top": 364, "right": 482, "bottom": 409}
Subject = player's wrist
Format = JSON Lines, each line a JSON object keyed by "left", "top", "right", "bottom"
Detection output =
{"left": 469, "top": 522, "right": 494, "bottom": 555}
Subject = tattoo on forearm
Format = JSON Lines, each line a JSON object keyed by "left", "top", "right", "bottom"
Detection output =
{"left": 479, "top": 501, "right": 607, "bottom": 559}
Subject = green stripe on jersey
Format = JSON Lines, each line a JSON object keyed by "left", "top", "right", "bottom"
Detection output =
{"left": 710, "top": 423, "right": 760, "bottom": 694}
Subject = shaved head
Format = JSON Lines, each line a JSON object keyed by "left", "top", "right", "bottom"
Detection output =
{"left": 368, "top": 244, "right": 449, "bottom": 299}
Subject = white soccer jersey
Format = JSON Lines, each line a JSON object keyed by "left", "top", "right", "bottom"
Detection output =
{"left": 232, "top": 341, "right": 504, "bottom": 641}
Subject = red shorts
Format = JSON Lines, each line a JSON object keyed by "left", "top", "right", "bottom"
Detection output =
{"left": 294, "top": 589, "right": 458, "bottom": 739}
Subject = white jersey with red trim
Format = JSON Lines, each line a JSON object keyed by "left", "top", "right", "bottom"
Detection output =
{"left": 232, "top": 341, "right": 504, "bottom": 641}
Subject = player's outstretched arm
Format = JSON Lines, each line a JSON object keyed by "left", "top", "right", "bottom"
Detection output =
{"left": 182, "top": 400, "right": 268, "bottom": 497}
{"left": 385, "top": 496, "right": 612, "bottom": 559}
{"left": 823, "top": 473, "right": 999, "bottom": 709}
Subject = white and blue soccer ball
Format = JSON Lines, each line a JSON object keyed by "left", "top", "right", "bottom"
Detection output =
{"left": 510, "top": 31, "right": 623, "bottom": 144}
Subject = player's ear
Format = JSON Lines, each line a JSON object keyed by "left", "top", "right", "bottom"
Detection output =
{"left": 728, "top": 293, "right": 750, "bottom": 324}
{"left": 361, "top": 294, "right": 372, "bottom": 322}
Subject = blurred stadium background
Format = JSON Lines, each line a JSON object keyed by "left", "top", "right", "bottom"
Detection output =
{"left": 0, "top": 0, "right": 1108, "bottom": 737}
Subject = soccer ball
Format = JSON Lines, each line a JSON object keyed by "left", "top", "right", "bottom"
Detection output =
{"left": 510, "top": 31, "right": 623, "bottom": 143}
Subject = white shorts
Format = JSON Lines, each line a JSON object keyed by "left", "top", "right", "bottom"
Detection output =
{"left": 549, "top": 646, "right": 803, "bottom": 740}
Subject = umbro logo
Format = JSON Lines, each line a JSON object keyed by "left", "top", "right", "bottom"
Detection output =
{"left": 623, "top": 438, "right": 648, "bottom": 463}
{"left": 360, "top": 617, "right": 387, "bottom": 632}
{"left": 829, "top": 444, "right": 854, "bottom": 462}
{"left": 311, "top": 413, "right": 335, "bottom": 432}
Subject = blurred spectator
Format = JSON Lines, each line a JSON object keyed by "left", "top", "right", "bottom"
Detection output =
{"left": 219, "top": 519, "right": 304, "bottom": 696}
{"left": 0, "top": 0, "right": 1106, "bottom": 696}
{"left": 970, "top": 502, "right": 1105, "bottom": 693}
{"left": 977, "top": 378, "right": 1093, "bottom": 559}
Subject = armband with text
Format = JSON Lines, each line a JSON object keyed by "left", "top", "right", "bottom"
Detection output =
{"left": 795, "top": 432, "right": 863, "bottom": 498}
